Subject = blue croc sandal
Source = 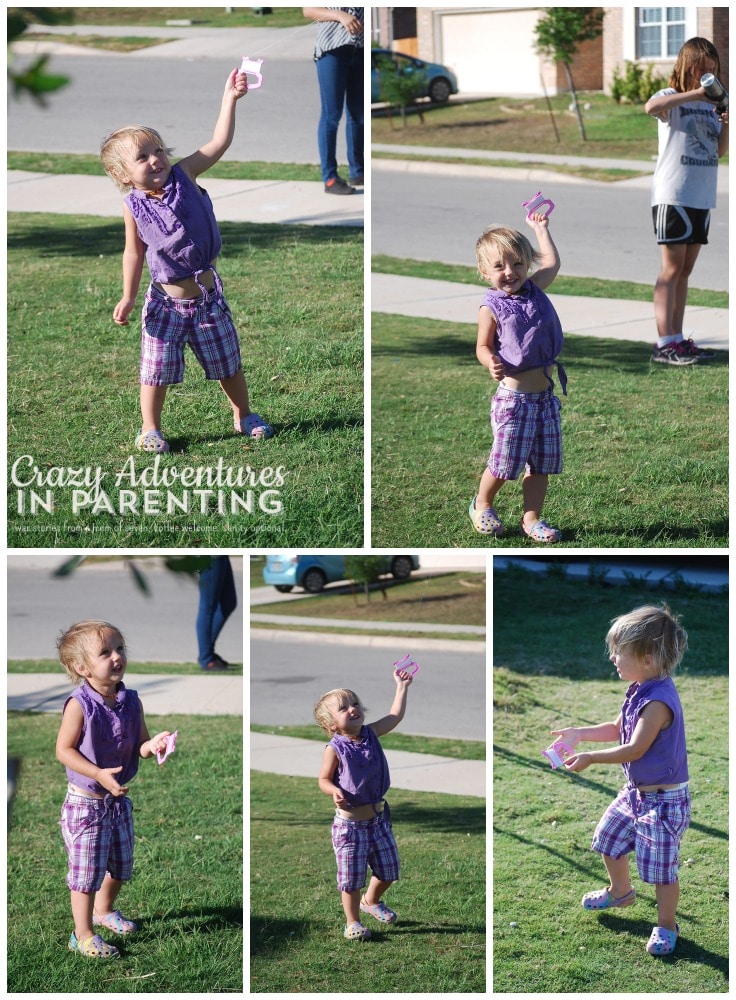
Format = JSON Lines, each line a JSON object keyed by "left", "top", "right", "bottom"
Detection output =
{"left": 68, "top": 932, "right": 120, "bottom": 959}
{"left": 360, "top": 897, "right": 397, "bottom": 924}
{"left": 236, "top": 412, "right": 274, "bottom": 439}
{"left": 582, "top": 887, "right": 636, "bottom": 910}
{"left": 521, "top": 517, "right": 561, "bottom": 543}
{"left": 343, "top": 921, "right": 371, "bottom": 941}
{"left": 469, "top": 497, "right": 504, "bottom": 536}
{"left": 93, "top": 910, "right": 138, "bottom": 935}
{"left": 646, "top": 923, "right": 679, "bottom": 956}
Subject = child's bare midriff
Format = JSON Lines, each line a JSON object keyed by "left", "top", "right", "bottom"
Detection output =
{"left": 500, "top": 365, "right": 553, "bottom": 393}
{"left": 154, "top": 263, "right": 217, "bottom": 299}
{"left": 336, "top": 802, "right": 384, "bottom": 821}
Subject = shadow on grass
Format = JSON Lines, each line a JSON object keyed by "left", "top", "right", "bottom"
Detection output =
{"left": 7, "top": 217, "right": 360, "bottom": 260}
{"left": 598, "top": 912, "right": 728, "bottom": 979}
{"left": 251, "top": 916, "right": 311, "bottom": 956}
{"left": 396, "top": 799, "right": 486, "bottom": 834}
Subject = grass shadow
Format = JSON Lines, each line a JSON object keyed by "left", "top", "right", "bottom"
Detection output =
{"left": 598, "top": 912, "right": 728, "bottom": 979}
{"left": 394, "top": 799, "right": 486, "bottom": 834}
{"left": 250, "top": 916, "right": 312, "bottom": 956}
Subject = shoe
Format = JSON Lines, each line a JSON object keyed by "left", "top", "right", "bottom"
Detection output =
{"left": 651, "top": 341, "right": 698, "bottom": 366}
{"left": 68, "top": 932, "right": 120, "bottom": 958}
{"left": 582, "top": 886, "right": 636, "bottom": 910}
{"left": 343, "top": 921, "right": 371, "bottom": 940}
{"left": 678, "top": 337, "right": 715, "bottom": 360}
{"left": 201, "top": 656, "right": 229, "bottom": 671}
{"left": 468, "top": 497, "right": 504, "bottom": 537}
{"left": 360, "top": 897, "right": 397, "bottom": 924}
{"left": 135, "top": 428, "right": 170, "bottom": 452}
{"left": 521, "top": 518, "right": 562, "bottom": 543}
{"left": 93, "top": 910, "right": 138, "bottom": 935}
{"left": 348, "top": 174, "right": 364, "bottom": 187}
{"left": 325, "top": 176, "right": 355, "bottom": 195}
{"left": 235, "top": 413, "right": 274, "bottom": 439}
{"left": 646, "top": 923, "right": 680, "bottom": 955}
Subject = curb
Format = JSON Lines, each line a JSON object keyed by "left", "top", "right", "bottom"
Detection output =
{"left": 250, "top": 628, "right": 485, "bottom": 654}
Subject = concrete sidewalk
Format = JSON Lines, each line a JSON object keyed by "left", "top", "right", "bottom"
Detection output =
{"left": 7, "top": 170, "right": 364, "bottom": 228}
{"left": 7, "top": 673, "right": 243, "bottom": 716}
{"left": 251, "top": 732, "right": 485, "bottom": 798}
{"left": 372, "top": 273, "right": 728, "bottom": 351}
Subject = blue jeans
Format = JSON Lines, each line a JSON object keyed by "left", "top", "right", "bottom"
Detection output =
{"left": 196, "top": 556, "right": 237, "bottom": 668}
{"left": 315, "top": 44, "right": 364, "bottom": 183}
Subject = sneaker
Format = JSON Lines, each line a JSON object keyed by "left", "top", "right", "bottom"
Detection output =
{"left": 651, "top": 341, "right": 698, "bottom": 366}
{"left": 324, "top": 176, "right": 355, "bottom": 195}
{"left": 348, "top": 174, "right": 364, "bottom": 187}
{"left": 678, "top": 337, "right": 716, "bottom": 360}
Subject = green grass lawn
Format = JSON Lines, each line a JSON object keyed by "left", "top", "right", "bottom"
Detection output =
{"left": 24, "top": 7, "right": 306, "bottom": 29}
{"left": 251, "top": 725, "right": 485, "bottom": 761}
{"left": 250, "top": 771, "right": 485, "bottom": 992}
{"left": 493, "top": 568, "right": 728, "bottom": 992}
{"left": 7, "top": 213, "right": 363, "bottom": 548}
{"left": 8, "top": 661, "right": 243, "bottom": 676}
{"left": 7, "top": 713, "right": 243, "bottom": 993}
{"left": 371, "top": 314, "right": 727, "bottom": 548}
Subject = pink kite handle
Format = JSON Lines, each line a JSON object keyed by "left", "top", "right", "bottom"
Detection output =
{"left": 522, "top": 190, "right": 555, "bottom": 218}
{"left": 240, "top": 56, "right": 264, "bottom": 90}
{"left": 393, "top": 654, "right": 420, "bottom": 677}
{"left": 157, "top": 730, "right": 178, "bottom": 766}
{"left": 541, "top": 739, "right": 573, "bottom": 770}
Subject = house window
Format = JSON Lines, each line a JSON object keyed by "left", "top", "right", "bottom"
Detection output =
{"left": 637, "top": 7, "right": 686, "bottom": 59}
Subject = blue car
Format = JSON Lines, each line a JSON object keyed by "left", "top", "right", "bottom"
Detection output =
{"left": 371, "top": 47, "right": 459, "bottom": 104}
{"left": 263, "top": 554, "right": 420, "bottom": 594}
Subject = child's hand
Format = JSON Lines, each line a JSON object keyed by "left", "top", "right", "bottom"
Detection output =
{"left": 488, "top": 353, "right": 505, "bottom": 381}
{"left": 225, "top": 68, "right": 248, "bottom": 101}
{"left": 145, "top": 731, "right": 171, "bottom": 756}
{"left": 332, "top": 788, "right": 348, "bottom": 808}
{"left": 525, "top": 211, "right": 550, "bottom": 231}
{"left": 564, "top": 752, "right": 591, "bottom": 774}
{"left": 113, "top": 297, "right": 136, "bottom": 326}
{"left": 550, "top": 727, "right": 582, "bottom": 748}
{"left": 394, "top": 669, "right": 414, "bottom": 687}
{"left": 97, "top": 766, "right": 129, "bottom": 796}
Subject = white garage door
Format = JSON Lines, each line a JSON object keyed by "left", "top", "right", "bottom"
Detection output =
{"left": 438, "top": 8, "right": 542, "bottom": 95}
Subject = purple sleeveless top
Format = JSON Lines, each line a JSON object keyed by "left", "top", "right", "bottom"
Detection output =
{"left": 483, "top": 280, "right": 567, "bottom": 394}
{"left": 329, "top": 726, "right": 391, "bottom": 808}
{"left": 620, "top": 677, "right": 689, "bottom": 787}
{"left": 63, "top": 681, "right": 142, "bottom": 796}
{"left": 125, "top": 163, "right": 222, "bottom": 283}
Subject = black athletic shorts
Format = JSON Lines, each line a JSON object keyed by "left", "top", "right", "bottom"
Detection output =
{"left": 652, "top": 204, "right": 710, "bottom": 245}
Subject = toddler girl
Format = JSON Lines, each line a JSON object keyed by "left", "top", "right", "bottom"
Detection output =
{"left": 471, "top": 213, "right": 565, "bottom": 543}
{"left": 315, "top": 670, "right": 412, "bottom": 940}
{"left": 100, "top": 68, "right": 273, "bottom": 452}
{"left": 553, "top": 603, "right": 690, "bottom": 956}
{"left": 645, "top": 36, "right": 728, "bottom": 364}
{"left": 55, "top": 620, "right": 173, "bottom": 958}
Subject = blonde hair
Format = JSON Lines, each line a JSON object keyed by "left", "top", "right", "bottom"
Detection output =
{"left": 475, "top": 225, "right": 541, "bottom": 281}
{"left": 100, "top": 125, "right": 172, "bottom": 192}
{"left": 314, "top": 688, "right": 365, "bottom": 735}
{"left": 57, "top": 620, "right": 126, "bottom": 685}
{"left": 605, "top": 604, "right": 687, "bottom": 678}
{"left": 669, "top": 36, "right": 720, "bottom": 92}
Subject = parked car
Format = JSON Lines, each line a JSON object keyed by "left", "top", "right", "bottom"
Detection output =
{"left": 371, "top": 47, "right": 459, "bottom": 104}
{"left": 263, "top": 554, "right": 420, "bottom": 594}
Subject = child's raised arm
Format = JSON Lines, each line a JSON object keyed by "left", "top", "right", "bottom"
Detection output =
{"left": 177, "top": 69, "right": 248, "bottom": 182}
{"left": 526, "top": 213, "right": 560, "bottom": 290}
{"left": 369, "top": 671, "right": 412, "bottom": 738}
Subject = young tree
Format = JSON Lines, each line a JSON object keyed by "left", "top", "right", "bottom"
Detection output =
{"left": 345, "top": 556, "right": 389, "bottom": 603}
{"left": 533, "top": 8, "right": 604, "bottom": 140}
{"left": 375, "top": 53, "right": 428, "bottom": 128}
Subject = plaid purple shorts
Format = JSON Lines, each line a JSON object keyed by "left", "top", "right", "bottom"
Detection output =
{"left": 331, "top": 812, "right": 400, "bottom": 892}
{"left": 488, "top": 385, "right": 563, "bottom": 480}
{"left": 591, "top": 784, "right": 691, "bottom": 885}
{"left": 60, "top": 789, "right": 134, "bottom": 892}
{"left": 140, "top": 280, "right": 242, "bottom": 386}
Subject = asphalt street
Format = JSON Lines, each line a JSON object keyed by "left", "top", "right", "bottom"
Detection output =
{"left": 250, "top": 633, "right": 485, "bottom": 742}
{"left": 371, "top": 161, "right": 729, "bottom": 291}
{"left": 8, "top": 42, "right": 342, "bottom": 166}
{"left": 7, "top": 556, "right": 244, "bottom": 665}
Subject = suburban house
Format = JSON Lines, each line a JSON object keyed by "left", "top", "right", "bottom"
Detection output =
{"left": 371, "top": 7, "right": 729, "bottom": 97}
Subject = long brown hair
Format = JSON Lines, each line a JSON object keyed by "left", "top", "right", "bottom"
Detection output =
{"left": 669, "top": 36, "right": 721, "bottom": 92}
